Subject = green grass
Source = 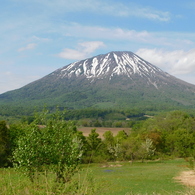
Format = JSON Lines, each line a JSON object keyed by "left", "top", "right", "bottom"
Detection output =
{"left": 0, "top": 159, "right": 194, "bottom": 195}
{"left": 84, "top": 159, "right": 192, "bottom": 195}
{"left": 0, "top": 167, "right": 97, "bottom": 194}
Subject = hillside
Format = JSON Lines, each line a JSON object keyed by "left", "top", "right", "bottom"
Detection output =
{"left": 0, "top": 51, "right": 195, "bottom": 112}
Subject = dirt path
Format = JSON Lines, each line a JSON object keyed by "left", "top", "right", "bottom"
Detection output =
{"left": 175, "top": 170, "right": 195, "bottom": 187}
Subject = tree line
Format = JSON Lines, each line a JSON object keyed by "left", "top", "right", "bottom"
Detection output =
{"left": 0, "top": 105, "right": 147, "bottom": 123}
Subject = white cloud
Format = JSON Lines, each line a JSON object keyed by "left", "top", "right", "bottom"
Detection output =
{"left": 57, "top": 41, "right": 105, "bottom": 60}
{"left": 63, "top": 24, "right": 195, "bottom": 50}
{"left": 31, "top": 35, "right": 51, "bottom": 42}
{"left": 63, "top": 24, "right": 152, "bottom": 43}
{"left": 131, "top": 6, "right": 170, "bottom": 21}
{"left": 87, "top": 1, "right": 170, "bottom": 21}
{"left": 18, "top": 43, "right": 37, "bottom": 52}
{"left": 28, "top": 0, "right": 171, "bottom": 22}
{"left": 136, "top": 48, "right": 195, "bottom": 75}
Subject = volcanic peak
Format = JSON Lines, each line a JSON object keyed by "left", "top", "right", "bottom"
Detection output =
{"left": 54, "top": 51, "right": 165, "bottom": 81}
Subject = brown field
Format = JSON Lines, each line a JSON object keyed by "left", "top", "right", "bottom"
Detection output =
{"left": 77, "top": 127, "right": 131, "bottom": 138}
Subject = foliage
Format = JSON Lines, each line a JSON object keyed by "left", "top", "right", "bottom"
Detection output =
{"left": 13, "top": 110, "right": 83, "bottom": 183}
{"left": 121, "top": 136, "right": 141, "bottom": 161}
{"left": 137, "top": 110, "right": 195, "bottom": 158}
{"left": 103, "top": 131, "right": 115, "bottom": 146}
{"left": 2, "top": 109, "right": 195, "bottom": 169}
{"left": 115, "top": 130, "right": 128, "bottom": 143}
{"left": 0, "top": 121, "right": 11, "bottom": 167}
{"left": 0, "top": 106, "right": 148, "bottom": 125}
{"left": 139, "top": 138, "right": 156, "bottom": 162}
{"left": 87, "top": 129, "right": 102, "bottom": 151}
{"left": 77, "top": 110, "right": 195, "bottom": 162}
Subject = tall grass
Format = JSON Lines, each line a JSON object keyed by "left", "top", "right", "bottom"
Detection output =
{"left": 0, "top": 168, "right": 98, "bottom": 195}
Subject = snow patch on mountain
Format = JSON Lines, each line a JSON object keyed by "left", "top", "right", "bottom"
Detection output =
{"left": 55, "top": 51, "right": 168, "bottom": 88}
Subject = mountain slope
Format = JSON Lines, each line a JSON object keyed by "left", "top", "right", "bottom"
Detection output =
{"left": 0, "top": 51, "right": 195, "bottom": 110}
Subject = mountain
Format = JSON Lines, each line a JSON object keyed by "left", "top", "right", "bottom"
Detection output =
{"left": 0, "top": 51, "right": 195, "bottom": 111}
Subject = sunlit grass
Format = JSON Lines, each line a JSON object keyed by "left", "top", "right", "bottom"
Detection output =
{"left": 1, "top": 159, "right": 195, "bottom": 195}
{"left": 0, "top": 167, "right": 97, "bottom": 195}
{"left": 85, "top": 159, "right": 194, "bottom": 195}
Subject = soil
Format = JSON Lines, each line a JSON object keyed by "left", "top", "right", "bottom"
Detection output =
{"left": 77, "top": 127, "right": 130, "bottom": 138}
{"left": 175, "top": 170, "right": 195, "bottom": 187}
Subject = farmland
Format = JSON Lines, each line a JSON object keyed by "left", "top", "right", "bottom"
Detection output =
{"left": 78, "top": 127, "right": 130, "bottom": 138}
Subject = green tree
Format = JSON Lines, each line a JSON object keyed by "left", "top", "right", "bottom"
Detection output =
{"left": 93, "top": 120, "right": 102, "bottom": 127}
{"left": 168, "top": 128, "right": 194, "bottom": 157}
{"left": 103, "top": 131, "right": 121, "bottom": 160}
{"left": 13, "top": 110, "right": 83, "bottom": 183}
{"left": 115, "top": 130, "right": 128, "bottom": 143}
{"left": 121, "top": 136, "right": 141, "bottom": 161}
{"left": 84, "top": 129, "right": 104, "bottom": 162}
{"left": 138, "top": 138, "right": 156, "bottom": 162}
{"left": 87, "top": 129, "right": 102, "bottom": 150}
{"left": 103, "top": 131, "right": 115, "bottom": 146}
{"left": 0, "top": 121, "right": 10, "bottom": 167}
{"left": 9, "top": 123, "right": 26, "bottom": 156}
{"left": 107, "top": 141, "right": 121, "bottom": 161}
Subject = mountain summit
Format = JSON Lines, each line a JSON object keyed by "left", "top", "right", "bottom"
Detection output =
{"left": 0, "top": 51, "right": 195, "bottom": 110}
{"left": 56, "top": 51, "right": 163, "bottom": 80}
{"left": 53, "top": 51, "right": 167, "bottom": 89}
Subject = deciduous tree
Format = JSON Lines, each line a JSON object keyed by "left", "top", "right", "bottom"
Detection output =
{"left": 13, "top": 110, "right": 83, "bottom": 183}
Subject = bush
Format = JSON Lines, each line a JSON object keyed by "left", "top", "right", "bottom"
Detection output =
{"left": 13, "top": 110, "right": 83, "bottom": 183}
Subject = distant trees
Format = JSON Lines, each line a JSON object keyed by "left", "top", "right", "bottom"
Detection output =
{"left": 1, "top": 109, "right": 195, "bottom": 171}
{"left": 81, "top": 110, "right": 195, "bottom": 162}
{"left": 138, "top": 110, "right": 195, "bottom": 158}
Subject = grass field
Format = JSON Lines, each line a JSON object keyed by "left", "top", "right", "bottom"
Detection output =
{"left": 1, "top": 159, "right": 194, "bottom": 195}
{"left": 89, "top": 159, "right": 191, "bottom": 195}
{"left": 78, "top": 127, "right": 130, "bottom": 138}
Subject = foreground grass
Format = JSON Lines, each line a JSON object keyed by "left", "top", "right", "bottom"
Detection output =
{"left": 84, "top": 159, "right": 193, "bottom": 195}
{"left": 0, "top": 159, "right": 194, "bottom": 195}
{"left": 0, "top": 168, "right": 97, "bottom": 195}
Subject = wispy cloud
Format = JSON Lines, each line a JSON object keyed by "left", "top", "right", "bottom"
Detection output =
{"left": 62, "top": 24, "right": 195, "bottom": 50}
{"left": 28, "top": 0, "right": 171, "bottom": 22}
{"left": 31, "top": 36, "right": 51, "bottom": 42}
{"left": 136, "top": 48, "right": 195, "bottom": 75}
{"left": 128, "top": 6, "right": 170, "bottom": 21}
{"left": 57, "top": 41, "right": 105, "bottom": 60}
{"left": 63, "top": 24, "right": 151, "bottom": 42}
{"left": 18, "top": 43, "right": 37, "bottom": 52}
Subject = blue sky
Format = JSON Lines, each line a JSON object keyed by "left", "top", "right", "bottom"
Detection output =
{"left": 1, "top": 0, "right": 195, "bottom": 93}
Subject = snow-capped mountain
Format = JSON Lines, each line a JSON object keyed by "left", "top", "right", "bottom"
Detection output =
{"left": 49, "top": 51, "right": 178, "bottom": 90}
{"left": 55, "top": 51, "right": 164, "bottom": 79}
{"left": 52, "top": 51, "right": 171, "bottom": 88}
{"left": 0, "top": 51, "right": 195, "bottom": 110}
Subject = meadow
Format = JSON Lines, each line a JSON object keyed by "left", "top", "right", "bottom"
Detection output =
{"left": 1, "top": 110, "right": 195, "bottom": 194}
{"left": 1, "top": 159, "right": 194, "bottom": 195}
